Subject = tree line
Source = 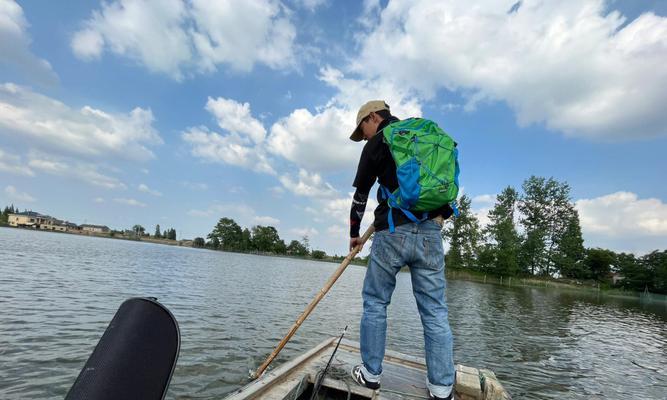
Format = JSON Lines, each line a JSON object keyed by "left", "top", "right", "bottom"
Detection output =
{"left": 0, "top": 204, "right": 17, "bottom": 225}
{"left": 443, "top": 176, "right": 667, "bottom": 294}
{"left": 128, "top": 224, "right": 177, "bottom": 240}
{"left": 194, "top": 217, "right": 325, "bottom": 258}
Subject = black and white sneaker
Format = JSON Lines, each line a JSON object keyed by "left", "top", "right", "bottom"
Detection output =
{"left": 428, "top": 389, "right": 453, "bottom": 400}
{"left": 350, "top": 364, "right": 380, "bottom": 390}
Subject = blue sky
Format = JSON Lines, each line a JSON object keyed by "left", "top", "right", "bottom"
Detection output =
{"left": 1, "top": 0, "right": 666, "bottom": 256}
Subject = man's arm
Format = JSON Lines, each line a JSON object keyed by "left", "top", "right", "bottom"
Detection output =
{"left": 349, "top": 189, "right": 369, "bottom": 251}
{"left": 349, "top": 140, "right": 377, "bottom": 250}
{"left": 350, "top": 190, "right": 369, "bottom": 236}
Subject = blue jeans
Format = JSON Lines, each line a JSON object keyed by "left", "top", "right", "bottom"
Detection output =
{"left": 359, "top": 220, "right": 454, "bottom": 397}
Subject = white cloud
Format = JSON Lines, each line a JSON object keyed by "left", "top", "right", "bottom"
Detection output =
{"left": 182, "top": 97, "right": 277, "bottom": 174}
{"left": 0, "top": 83, "right": 162, "bottom": 161}
{"left": 182, "top": 126, "right": 275, "bottom": 174}
{"left": 290, "top": 227, "right": 319, "bottom": 237}
{"left": 4, "top": 185, "right": 35, "bottom": 202}
{"left": 357, "top": 0, "right": 382, "bottom": 30}
{"left": 190, "top": 0, "right": 296, "bottom": 73}
{"left": 186, "top": 209, "right": 212, "bottom": 218}
{"left": 326, "top": 225, "right": 346, "bottom": 236}
{"left": 472, "top": 194, "right": 496, "bottom": 205}
{"left": 473, "top": 206, "right": 492, "bottom": 230}
{"left": 577, "top": 192, "right": 667, "bottom": 236}
{"left": 323, "top": 193, "right": 377, "bottom": 227}
{"left": 268, "top": 67, "right": 423, "bottom": 172}
{"left": 71, "top": 0, "right": 193, "bottom": 79}
{"left": 206, "top": 97, "right": 267, "bottom": 144}
{"left": 71, "top": 0, "right": 297, "bottom": 79}
{"left": 0, "top": 147, "right": 33, "bottom": 176}
{"left": 318, "top": 66, "right": 423, "bottom": 116}
{"left": 94, "top": 197, "right": 105, "bottom": 203}
{"left": 575, "top": 191, "right": 667, "bottom": 254}
{"left": 268, "top": 106, "right": 360, "bottom": 172}
{"left": 353, "top": 0, "right": 667, "bottom": 139}
{"left": 279, "top": 169, "right": 337, "bottom": 198}
{"left": 269, "top": 186, "right": 285, "bottom": 196}
{"left": 253, "top": 215, "right": 280, "bottom": 225}
{"left": 292, "top": 0, "right": 328, "bottom": 12}
{"left": 138, "top": 183, "right": 162, "bottom": 196}
{"left": 186, "top": 203, "right": 256, "bottom": 218}
{"left": 27, "top": 155, "right": 126, "bottom": 190}
{"left": 0, "top": 1, "right": 57, "bottom": 85}
{"left": 181, "top": 181, "right": 208, "bottom": 191}
{"left": 187, "top": 202, "right": 281, "bottom": 229}
{"left": 228, "top": 186, "right": 246, "bottom": 195}
{"left": 114, "top": 197, "right": 146, "bottom": 207}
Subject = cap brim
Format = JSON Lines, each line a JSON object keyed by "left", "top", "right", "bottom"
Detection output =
{"left": 350, "top": 124, "right": 364, "bottom": 142}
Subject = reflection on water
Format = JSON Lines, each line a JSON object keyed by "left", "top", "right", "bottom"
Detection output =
{"left": 1, "top": 227, "right": 665, "bottom": 399}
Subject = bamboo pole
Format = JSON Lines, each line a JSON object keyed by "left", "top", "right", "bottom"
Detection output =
{"left": 252, "top": 225, "right": 375, "bottom": 379}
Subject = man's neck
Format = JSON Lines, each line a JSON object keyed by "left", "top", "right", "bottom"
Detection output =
{"left": 376, "top": 116, "right": 399, "bottom": 133}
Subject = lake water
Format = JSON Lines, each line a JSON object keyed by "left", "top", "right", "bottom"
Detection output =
{"left": 1, "top": 227, "right": 666, "bottom": 399}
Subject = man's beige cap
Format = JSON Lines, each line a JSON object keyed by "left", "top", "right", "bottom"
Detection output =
{"left": 349, "top": 100, "right": 390, "bottom": 142}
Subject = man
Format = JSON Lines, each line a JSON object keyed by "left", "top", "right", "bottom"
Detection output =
{"left": 348, "top": 100, "right": 455, "bottom": 400}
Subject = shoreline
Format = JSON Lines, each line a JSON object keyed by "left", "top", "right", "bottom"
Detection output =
{"left": 444, "top": 268, "right": 665, "bottom": 302}
{"left": 0, "top": 224, "right": 367, "bottom": 266}
{"left": 2, "top": 225, "right": 659, "bottom": 299}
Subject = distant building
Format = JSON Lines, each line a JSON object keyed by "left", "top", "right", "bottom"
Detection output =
{"left": 63, "top": 222, "right": 80, "bottom": 231}
{"left": 80, "top": 224, "right": 110, "bottom": 234}
{"left": 9, "top": 211, "right": 55, "bottom": 228}
{"left": 40, "top": 219, "right": 68, "bottom": 232}
{"left": 8, "top": 212, "right": 79, "bottom": 232}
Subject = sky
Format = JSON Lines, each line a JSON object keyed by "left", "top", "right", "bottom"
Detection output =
{"left": 1, "top": 0, "right": 666, "bottom": 256}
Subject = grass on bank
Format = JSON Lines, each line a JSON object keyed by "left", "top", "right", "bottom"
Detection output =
{"left": 445, "top": 267, "right": 666, "bottom": 301}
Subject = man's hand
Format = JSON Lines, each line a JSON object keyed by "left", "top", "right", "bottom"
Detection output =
{"left": 349, "top": 236, "right": 364, "bottom": 252}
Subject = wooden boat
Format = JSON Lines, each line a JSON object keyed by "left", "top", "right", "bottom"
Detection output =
{"left": 224, "top": 337, "right": 511, "bottom": 400}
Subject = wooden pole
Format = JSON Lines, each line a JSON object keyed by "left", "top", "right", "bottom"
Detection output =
{"left": 252, "top": 225, "right": 375, "bottom": 379}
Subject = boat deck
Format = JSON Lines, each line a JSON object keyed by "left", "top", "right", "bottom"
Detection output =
{"left": 224, "top": 337, "right": 510, "bottom": 400}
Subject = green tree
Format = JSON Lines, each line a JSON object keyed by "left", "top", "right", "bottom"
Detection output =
{"left": 2, "top": 204, "right": 16, "bottom": 224}
{"left": 208, "top": 236, "right": 220, "bottom": 250}
{"left": 553, "top": 209, "right": 586, "bottom": 278}
{"left": 193, "top": 237, "right": 205, "bottom": 248}
{"left": 301, "top": 235, "right": 310, "bottom": 254}
{"left": 154, "top": 224, "right": 161, "bottom": 238}
{"left": 311, "top": 250, "right": 326, "bottom": 259}
{"left": 442, "top": 195, "right": 481, "bottom": 269}
{"left": 486, "top": 186, "right": 521, "bottom": 276}
{"left": 274, "top": 239, "right": 287, "bottom": 255}
{"left": 518, "top": 176, "right": 574, "bottom": 276}
{"left": 251, "top": 225, "right": 282, "bottom": 252}
{"left": 0, "top": 206, "right": 8, "bottom": 225}
{"left": 167, "top": 228, "right": 176, "bottom": 240}
{"left": 616, "top": 253, "right": 646, "bottom": 291}
{"left": 476, "top": 243, "right": 496, "bottom": 272}
{"left": 132, "top": 224, "right": 145, "bottom": 236}
{"left": 584, "top": 248, "right": 616, "bottom": 281}
{"left": 287, "top": 240, "right": 309, "bottom": 256}
{"left": 240, "top": 228, "right": 252, "bottom": 251}
{"left": 209, "top": 217, "right": 243, "bottom": 250}
{"left": 643, "top": 250, "right": 667, "bottom": 294}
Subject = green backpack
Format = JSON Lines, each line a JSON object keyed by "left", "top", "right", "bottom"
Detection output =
{"left": 380, "top": 118, "right": 460, "bottom": 232}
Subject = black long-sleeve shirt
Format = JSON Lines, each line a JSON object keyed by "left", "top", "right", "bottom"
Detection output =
{"left": 349, "top": 117, "right": 452, "bottom": 237}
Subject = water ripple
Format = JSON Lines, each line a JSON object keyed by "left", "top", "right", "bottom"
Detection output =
{"left": 1, "top": 228, "right": 666, "bottom": 399}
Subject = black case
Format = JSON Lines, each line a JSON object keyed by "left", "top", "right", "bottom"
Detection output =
{"left": 66, "top": 297, "right": 180, "bottom": 400}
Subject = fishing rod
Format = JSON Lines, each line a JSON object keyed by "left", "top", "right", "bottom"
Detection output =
{"left": 309, "top": 325, "right": 348, "bottom": 400}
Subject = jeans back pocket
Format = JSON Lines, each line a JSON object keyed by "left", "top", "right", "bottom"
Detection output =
{"left": 372, "top": 231, "right": 406, "bottom": 267}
